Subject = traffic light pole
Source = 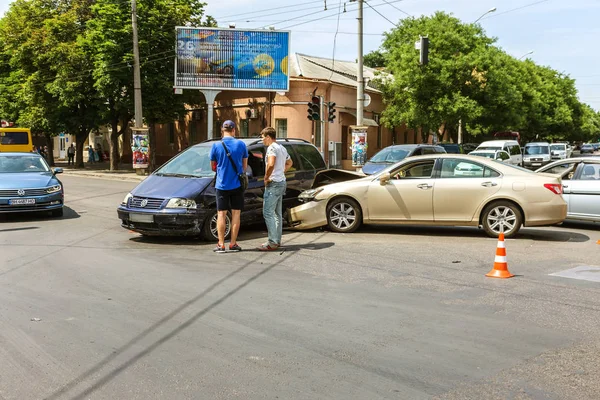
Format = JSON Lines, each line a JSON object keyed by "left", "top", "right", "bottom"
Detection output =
{"left": 131, "top": 0, "right": 143, "bottom": 129}
{"left": 356, "top": 0, "right": 364, "bottom": 126}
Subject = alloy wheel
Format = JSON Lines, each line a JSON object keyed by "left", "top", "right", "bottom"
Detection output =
{"left": 210, "top": 213, "right": 231, "bottom": 240}
{"left": 486, "top": 206, "right": 517, "bottom": 234}
{"left": 329, "top": 202, "right": 357, "bottom": 231}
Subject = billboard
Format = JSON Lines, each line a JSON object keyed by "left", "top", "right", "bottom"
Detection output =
{"left": 175, "top": 27, "right": 290, "bottom": 92}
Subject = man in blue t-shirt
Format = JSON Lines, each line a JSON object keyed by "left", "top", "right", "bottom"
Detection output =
{"left": 209, "top": 120, "right": 248, "bottom": 253}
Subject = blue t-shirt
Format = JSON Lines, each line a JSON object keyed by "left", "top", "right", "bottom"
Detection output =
{"left": 209, "top": 137, "right": 248, "bottom": 191}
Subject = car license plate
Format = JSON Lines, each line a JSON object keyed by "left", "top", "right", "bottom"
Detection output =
{"left": 532, "top": 163, "right": 541, "bottom": 166}
{"left": 9, "top": 198, "right": 35, "bottom": 205}
{"left": 129, "top": 213, "right": 154, "bottom": 223}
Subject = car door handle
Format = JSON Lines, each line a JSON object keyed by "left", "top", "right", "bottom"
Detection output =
{"left": 481, "top": 182, "right": 498, "bottom": 187}
{"left": 563, "top": 184, "right": 569, "bottom": 188}
{"left": 417, "top": 183, "right": 432, "bottom": 189}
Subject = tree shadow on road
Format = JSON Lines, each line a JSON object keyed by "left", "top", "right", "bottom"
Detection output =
{"left": 44, "top": 233, "right": 328, "bottom": 400}
{"left": 0, "top": 206, "right": 80, "bottom": 223}
{"left": 127, "top": 225, "right": 288, "bottom": 246}
{"left": 297, "top": 224, "right": 591, "bottom": 243}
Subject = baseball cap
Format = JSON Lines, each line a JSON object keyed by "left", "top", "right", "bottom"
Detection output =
{"left": 222, "top": 120, "right": 235, "bottom": 130}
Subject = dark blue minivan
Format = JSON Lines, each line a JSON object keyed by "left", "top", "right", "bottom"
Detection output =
{"left": 361, "top": 144, "right": 446, "bottom": 175}
{"left": 117, "top": 138, "right": 326, "bottom": 241}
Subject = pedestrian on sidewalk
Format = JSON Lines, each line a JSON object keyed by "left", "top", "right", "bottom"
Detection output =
{"left": 67, "top": 144, "right": 75, "bottom": 166}
{"left": 209, "top": 120, "right": 248, "bottom": 253}
{"left": 88, "top": 144, "right": 95, "bottom": 164}
{"left": 257, "top": 127, "right": 293, "bottom": 251}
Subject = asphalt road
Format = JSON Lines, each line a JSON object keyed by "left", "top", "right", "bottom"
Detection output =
{"left": 1, "top": 175, "right": 600, "bottom": 400}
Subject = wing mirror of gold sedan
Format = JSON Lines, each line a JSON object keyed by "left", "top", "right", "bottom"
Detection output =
{"left": 379, "top": 172, "right": 391, "bottom": 185}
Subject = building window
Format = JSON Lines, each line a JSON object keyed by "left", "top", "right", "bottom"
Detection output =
{"left": 168, "top": 123, "right": 175, "bottom": 144}
{"left": 275, "top": 119, "right": 287, "bottom": 138}
{"left": 241, "top": 119, "right": 249, "bottom": 137}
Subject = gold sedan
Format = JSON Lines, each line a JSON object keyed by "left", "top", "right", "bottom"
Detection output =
{"left": 289, "top": 154, "right": 567, "bottom": 238}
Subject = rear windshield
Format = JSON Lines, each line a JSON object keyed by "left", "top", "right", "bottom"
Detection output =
{"left": 525, "top": 145, "right": 549, "bottom": 155}
{"left": 476, "top": 146, "right": 502, "bottom": 151}
{"left": 470, "top": 152, "right": 495, "bottom": 159}
{"left": 0, "top": 131, "right": 29, "bottom": 145}
{"left": 293, "top": 144, "right": 326, "bottom": 170}
{"left": 550, "top": 144, "right": 566, "bottom": 151}
{"left": 155, "top": 145, "right": 215, "bottom": 178}
{"left": 370, "top": 147, "right": 411, "bottom": 163}
{"left": 0, "top": 155, "right": 49, "bottom": 172}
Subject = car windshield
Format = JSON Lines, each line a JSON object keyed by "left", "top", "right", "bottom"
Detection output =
{"left": 0, "top": 155, "right": 49, "bottom": 173}
{"left": 470, "top": 152, "right": 495, "bottom": 159}
{"left": 369, "top": 147, "right": 411, "bottom": 163}
{"left": 524, "top": 145, "right": 549, "bottom": 155}
{"left": 550, "top": 145, "right": 565, "bottom": 151}
{"left": 154, "top": 145, "right": 215, "bottom": 178}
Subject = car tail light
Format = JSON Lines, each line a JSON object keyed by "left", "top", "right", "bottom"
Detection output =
{"left": 544, "top": 183, "right": 562, "bottom": 195}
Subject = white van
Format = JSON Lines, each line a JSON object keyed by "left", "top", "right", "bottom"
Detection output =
{"left": 523, "top": 142, "right": 551, "bottom": 168}
{"left": 475, "top": 140, "right": 522, "bottom": 165}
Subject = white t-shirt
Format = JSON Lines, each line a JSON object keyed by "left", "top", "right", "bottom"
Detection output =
{"left": 266, "top": 142, "right": 290, "bottom": 182}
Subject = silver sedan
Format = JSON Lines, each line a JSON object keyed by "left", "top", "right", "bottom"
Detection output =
{"left": 536, "top": 157, "right": 600, "bottom": 222}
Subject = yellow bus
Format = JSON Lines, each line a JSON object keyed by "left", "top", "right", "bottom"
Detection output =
{"left": 0, "top": 128, "right": 35, "bottom": 153}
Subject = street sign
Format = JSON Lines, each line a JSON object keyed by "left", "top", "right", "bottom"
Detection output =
{"left": 174, "top": 88, "right": 183, "bottom": 95}
{"left": 363, "top": 93, "right": 371, "bottom": 107}
{"left": 175, "top": 27, "right": 290, "bottom": 92}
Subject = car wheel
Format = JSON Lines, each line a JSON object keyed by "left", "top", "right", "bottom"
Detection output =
{"left": 326, "top": 197, "right": 362, "bottom": 233}
{"left": 202, "top": 210, "right": 231, "bottom": 242}
{"left": 51, "top": 208, "right": 64, "bottom": 218}
{"left": 481, "top": 201, "right": 522, "bottom": 238}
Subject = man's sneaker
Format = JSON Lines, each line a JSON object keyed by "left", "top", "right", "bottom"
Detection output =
{"left": 257, "top": 243, "right": 279, "bottom": 251}
{"left": 213, "top": 244, "right": 226, "bottom": 253}
{"left": 229, "top": 243, "right": 242, "bottom": 252}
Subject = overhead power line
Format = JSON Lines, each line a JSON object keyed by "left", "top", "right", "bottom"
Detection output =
{"left": 364, "top": 0, "right": 399, "bottom": 26}
{"left": 277, "top": 0, "right": 407, "bottom": 30}
{"left": 482, "top": 0, "right": 553, "bottom": 20}
{"left": 380, "top": 0, "right": 412, "bottom": 17}
{"left": 212, "top": 0, "right": 324, "bottom": 21}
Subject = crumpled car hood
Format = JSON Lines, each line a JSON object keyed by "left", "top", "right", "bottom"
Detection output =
{"left": 312, "top": 169, "right": 365, "bottom": 188}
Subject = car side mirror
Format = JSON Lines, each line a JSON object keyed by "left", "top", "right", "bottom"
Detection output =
{"left": 53, "top": 168, "right": 63, "bottom": 174}
{"left": 379, "top": 172, "right": 391, "bottom": 185}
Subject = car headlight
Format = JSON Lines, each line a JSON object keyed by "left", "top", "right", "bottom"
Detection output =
{"left": 122, "top": 193, "right": 133, "bottom": 205}
{"left": 46, "top": 184, "right": 62, "bottom": 194}
{"left": 298, "top": 188, "right": 324, "bottom": 202}
{"left": 166, "top": 198, "right": 197, "bottom": 209}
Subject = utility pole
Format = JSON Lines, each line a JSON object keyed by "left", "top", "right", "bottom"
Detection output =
{"left": 356, "top": 0, "right": 364, "bottom": 126}
{"left": 131, "top": 0, "right": 143, "bottom": 128}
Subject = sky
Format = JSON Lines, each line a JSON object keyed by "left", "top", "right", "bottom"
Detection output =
{"left": 0, "top": 0, "right": 598, "bottom": 111}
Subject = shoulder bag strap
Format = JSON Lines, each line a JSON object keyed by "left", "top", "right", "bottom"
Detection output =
{"left": 221, "top": 140, "right": 241, "bottom": 176}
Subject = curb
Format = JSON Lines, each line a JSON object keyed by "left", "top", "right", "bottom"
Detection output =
{"left": 62, "top": 170, "right": 146, "bottom": 182}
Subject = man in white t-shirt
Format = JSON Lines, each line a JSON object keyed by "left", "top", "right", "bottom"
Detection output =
{"left": 258, "top": 127, "right": 293, "bottom": 251}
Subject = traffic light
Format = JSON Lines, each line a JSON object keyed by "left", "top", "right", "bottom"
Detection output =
{"left": 307, "top": 95, "right": 321, "bottom": 121}
{"left": 327, "top": 102, "right": 336, "bottom": 123}
{"left": 419, "top": 36, "right": 429, "bottom": 65}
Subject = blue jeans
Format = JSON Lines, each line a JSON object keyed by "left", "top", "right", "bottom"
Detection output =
{"left": 263, "top": 180, "right": 286, "bottom": 246}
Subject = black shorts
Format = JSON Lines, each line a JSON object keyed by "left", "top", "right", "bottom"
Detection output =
{"left": 216, "top": 187, "right": 244, "bottom": 211}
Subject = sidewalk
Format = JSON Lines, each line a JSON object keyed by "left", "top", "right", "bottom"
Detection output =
{"left": 54, "top": 161, "right": 147, "bottom": 182}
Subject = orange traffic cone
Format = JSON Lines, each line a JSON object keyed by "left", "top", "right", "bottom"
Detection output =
{"left": 486, "top": 233, "right": 514, "bottom": 279}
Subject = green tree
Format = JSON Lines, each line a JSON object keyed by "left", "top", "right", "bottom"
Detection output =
{"left": 0, "top": 0, "right": 102, "bottom": 167}
{"left": 376, "top": 12, "right": 495, "bottom": 142}
{"left": 363, "top": 50, "right": 386, "bottom": 69}
{"left": 86, "top": 0, "right": 214, "bottom": 170}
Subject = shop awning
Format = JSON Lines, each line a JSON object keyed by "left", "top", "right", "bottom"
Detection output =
{"left": 339, "top": 110, "right": 379, "bottom": 127}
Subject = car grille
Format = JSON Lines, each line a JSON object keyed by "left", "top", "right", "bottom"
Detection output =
{"left": 0, "top": 188, "right": 49, "bottom": 197}
{"left": 531, "top": 158, "right": 542, "bottom": 162}
{"left": 129, "top": 196, "right": 164, "bottom": 210}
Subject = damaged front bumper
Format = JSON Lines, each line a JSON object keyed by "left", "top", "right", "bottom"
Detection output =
{"left": 117, "top": 207, "right": 207, "bottom": 236}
